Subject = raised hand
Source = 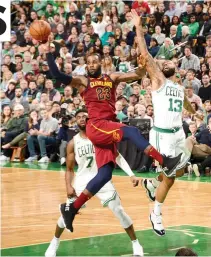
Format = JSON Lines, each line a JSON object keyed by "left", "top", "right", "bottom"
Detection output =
{"left": 38, "top": 36, "right": 51, "bottom": 54}
{"left": 131, "top": 9, "right": 142, "bottom": 28}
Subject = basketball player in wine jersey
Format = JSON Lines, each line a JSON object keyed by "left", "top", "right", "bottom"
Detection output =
{"left": 39, "top": 14, "right": 182, "bottom": 232}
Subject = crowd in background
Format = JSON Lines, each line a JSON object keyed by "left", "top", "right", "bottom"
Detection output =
{"left": 1, "top": 0, "right": 211, "bottom": 173}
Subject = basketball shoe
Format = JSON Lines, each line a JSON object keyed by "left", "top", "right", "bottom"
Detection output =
{"left": 162, "top": 153, "right": 182, "bottom": 177}
{"left": 150, "top": 211, "right": 165, "bottom": 236}
{"left": 60, "top": 202, "right": 78, "bottom": 232}
{"left": 142, "top": 179, "right": 157, "bottom": 202}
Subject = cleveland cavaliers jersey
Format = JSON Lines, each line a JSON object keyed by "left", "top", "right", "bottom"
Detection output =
{"left": 81, "top": 74, "right": 116, "bottom": 121}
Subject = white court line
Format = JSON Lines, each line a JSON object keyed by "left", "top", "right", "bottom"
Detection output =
{"left": 193, "top": 239, "right": 199, "bottom": 244}
{"left": 167, "top": 228, "right": 211, "bottom": 236}
{"left": 1, "top": 224, "right": 183, "bottom": 250}
{"left": 184, "top": 232, "right": 195, "bottom": 237}
{"left": 169, "top": 246, "right": 186, "bottom": 251}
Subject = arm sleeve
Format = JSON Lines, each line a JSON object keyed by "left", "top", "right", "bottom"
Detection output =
{"left": 116, "top": 153, "right": 134, "bottom": 177}
{"left": 47, "top": 53, "right": 72, "bottom": 85}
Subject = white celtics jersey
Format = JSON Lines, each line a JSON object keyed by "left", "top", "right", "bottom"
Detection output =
{"left": 73, "top": 133, "right": 97, "bottom": 179}
{"left": 152, "top": 79, "right": 184, "bottom": 129}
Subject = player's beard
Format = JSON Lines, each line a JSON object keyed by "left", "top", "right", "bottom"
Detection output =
{"left": 87, "top": 66, "right": 102, "bottom": 78}
{"left": 78, "top": 125, "right": 86, "bottom": 131}
{"left": 162, "top": 67, "right": 175, "bottom": 78}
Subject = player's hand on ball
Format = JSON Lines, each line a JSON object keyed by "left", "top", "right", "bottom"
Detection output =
{"left": 38, "top": 37, "right": 51, "bottom": 54}
{"left": 130, "top": 176, "right": 139, "bottom": 187}
{"left": 67, "top": 186, "right": 77, "bottom": 198}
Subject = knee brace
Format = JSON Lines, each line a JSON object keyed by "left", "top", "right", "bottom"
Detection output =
{"left": 108, "top": 195, "right": 132, "bottom": 229}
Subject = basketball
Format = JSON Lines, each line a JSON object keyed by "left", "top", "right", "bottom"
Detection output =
{"left": 29, "top": 20, "right": 51, "bottom": 42}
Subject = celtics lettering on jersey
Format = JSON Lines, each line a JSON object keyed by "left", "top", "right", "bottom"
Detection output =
{"left": 73, "top": 134, "right": 97, "bottom": 176}
{"left": 152, "top": 80, "right": 184, "bottom": 129}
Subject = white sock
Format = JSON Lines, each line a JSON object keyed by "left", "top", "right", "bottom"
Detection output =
{"left": 132, "top": 239, "right": 142, "bottom": 255}
{"left": 53, "top": 236, "right": 59, "bottom": 241}
{"left": 154, "top": 200, "right": 162, "bottom": 215}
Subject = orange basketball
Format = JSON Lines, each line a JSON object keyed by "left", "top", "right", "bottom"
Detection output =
{"left": 29, "top": 20, "right": 51, "bottom": 42}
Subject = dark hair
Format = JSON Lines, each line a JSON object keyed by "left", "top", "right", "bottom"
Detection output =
{"left": 185, "top": 45, "right": 192, "bottom": 51}
{"left": 191, "top": 102, "right": 198, "bottom": 111}
{"left": 187, "top": 68, "right": 196, "bottom": 75}
{"left": 175, "top": 247, "right": 197, "bottom": 256}
{"left": 75, "top": 109, "right": 88, "bottom": 117}
{"left": 28, "top": 110, "right": 39, "bottom": 129}
{"left": 86, "top": 53, "right": 102, "bottom": 62}
{"left": 151, "top": 37, "right": 158, "bottom": 46}
{"left": 52, "top": 101, "right": 60, "bottom": 106}
{"left": 146, "top": 104, "right": 153, "bottom": 109}
{"left": 2, "top": 105, "right": 12, "bottom": 121}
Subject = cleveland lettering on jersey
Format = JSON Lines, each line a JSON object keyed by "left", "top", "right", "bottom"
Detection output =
{"left": 77, "top": 144, "right": 95, "bottom": 158}
{"left": 90, "top": 80, "right": 112, "bottom": 88}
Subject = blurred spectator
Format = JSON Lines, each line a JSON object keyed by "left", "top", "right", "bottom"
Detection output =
{"left": 117, "top": 95, "right": 129, "bottom": 115}
{"left": 127, "top": 105, "right": 135, "bottom": 119}
{"left": 0, "top": 90, "right": 10, "bottom": 111}
{"left": 129, "top": 94, "right": 139, "bottom": 107}
{"left": 180, "top": 46, "right": 200, "bottom": 73}
{"left": 155, "top": 38, "right": 174, "bottom": 60}
{"left": 25, "top": 109, "right": 58, "bottom": 163}
{"left": 10, "top": 88, "right": 30, "bottom": 114}
{"left": 102, "top": 56, "right": 116, "bottom": 75}
{"left": 115, "top": 101, "right": 127, "bottom": 122}
{"left": 152, "top": 26, "right": 166, "bottom": 45}
{"left": 183, "top": 69, "right": 201, "bottom": 95}
{"left": 160, "top": 15, "right": 171, "bottom": 36}
{"left": 186, "top": 116, "right": 211, "bottom": 158}
{"left": 198, "top": 74, "right": 211, "bottom": 103}
{"left": 0, "top": 105, "right": 12, "bottom": 131}
{"left": 0, "top": 104, "right": 28, "bottom": 161}
{"left": 188, "top": 14, "right": 200, "bottom": 37}
{"left": 43, "top": 79, "right": 61, "bottom": 102}
{"left": 5, "top": 81, "right": 16, "bottom": 101}
{"left": 204, "top": 100, "right": 211, "bottom": 124}
{"left": 185, "top": 84, "right": 202, "bottom": 108}
{"left": 154, "top": 2, "right": 165, "bottom": 24}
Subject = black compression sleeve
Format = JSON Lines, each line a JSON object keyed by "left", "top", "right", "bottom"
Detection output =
{"left": 47, "top": 53, "right": 72, "bottom": 85}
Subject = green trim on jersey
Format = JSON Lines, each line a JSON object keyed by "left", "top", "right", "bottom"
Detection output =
{"left": 153, "top": 126, "right": 181, "bottom": 134}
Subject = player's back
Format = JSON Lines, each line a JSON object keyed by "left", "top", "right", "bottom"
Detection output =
{"left": 152, "top": 79, "right": 184, "bottom": 129}
{"left": 73, "top": 133, "right": 97, "bottom": 179}
{"left": 81, "top": 74, "right": 116, "bottom": 121}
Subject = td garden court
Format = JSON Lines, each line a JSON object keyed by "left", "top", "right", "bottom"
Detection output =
{"left": 1, "top": 163, "right": 211, "bottom": 256}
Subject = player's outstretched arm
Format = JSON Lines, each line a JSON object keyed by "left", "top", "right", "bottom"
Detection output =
{"left": 111, "top": 67, "right": 146, "bottom": 85}
{"left": 116, "top": 153, "right": 139, "bottom": 187}
{"left": 39, "top": 41, "right": 87, "bottom": 93}
{"left": 131, "top": 9, "right": 165, "bottom": 89}
{"left": 65, "top": 140, "right": 77, "bottom": 198}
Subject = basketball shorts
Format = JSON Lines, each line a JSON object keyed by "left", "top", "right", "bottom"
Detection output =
{"left": 68, "top": 175, "right": 117, "bottom": 207}
{"left": 150, "top": 127, "right": 191, "bottom": 176}
{"left": 86, "top": 119, "right": 126, "bottom": 168}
